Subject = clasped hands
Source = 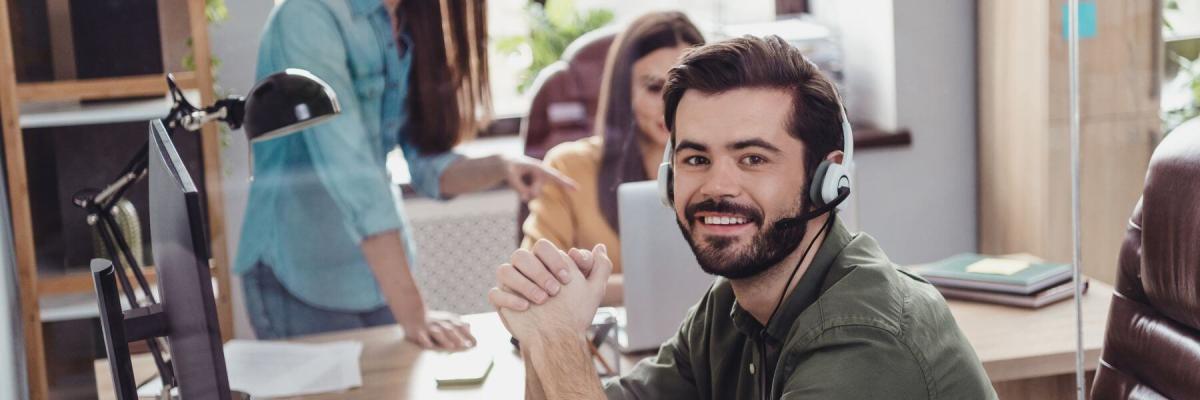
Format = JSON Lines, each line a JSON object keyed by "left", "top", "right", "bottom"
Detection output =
{"left": 488, "top": 239, "right": 613, "bottom": 344}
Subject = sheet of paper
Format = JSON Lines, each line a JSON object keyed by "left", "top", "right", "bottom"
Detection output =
{"left": 966, "top": 258, "right": 1030, "bottom": 276}
{"left": 138, "top": 340, "right": 363, "bottom": 398}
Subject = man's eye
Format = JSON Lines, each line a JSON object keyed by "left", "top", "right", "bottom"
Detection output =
{"left": 683, "top": 156, "right": 709, "bottom": 166}
{"left": 647, "top": 84, "right": 664, "bottom": 93}
{"left": 741, "top": 155, "right": 766, "bottom": 165}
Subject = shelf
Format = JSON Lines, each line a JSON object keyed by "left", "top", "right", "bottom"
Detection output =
{"left": 40, "top": 276, "right": 220, "bottom": 323}
{"left": 15, "top": 72, "right": 197, "bottom": 103}
{"left": 852, "top": 124, "right": 913, "bottom": 149}
{"left": 18, "top": 89, "right": 200, "bottom": 129}
{"left": 38, "top": 267, "right": 158, "bottom": 297}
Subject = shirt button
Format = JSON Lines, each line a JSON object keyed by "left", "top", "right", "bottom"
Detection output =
{"left": 749, "top": 363, "right": 755, "bottom": 375}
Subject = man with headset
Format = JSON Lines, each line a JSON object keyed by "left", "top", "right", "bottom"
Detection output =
{"left": 488, "top": 36, "right": 995, "bottom": 399}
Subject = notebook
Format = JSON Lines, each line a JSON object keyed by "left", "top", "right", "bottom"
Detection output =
{"left": 934, "top": 278, "right": 1088, "bottom": 308}
{"left": 912, "top": 253, "right": 1072, "bottom": 295}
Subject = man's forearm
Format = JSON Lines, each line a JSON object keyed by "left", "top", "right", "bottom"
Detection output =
{"left": 523, "top": 347, "right": 548, "bottom": 400}
{"left": 525, "top": 326, "right": 606, "bottom": 400}
{"left": 439, "top": 155, "right": 507, "bottom": 197}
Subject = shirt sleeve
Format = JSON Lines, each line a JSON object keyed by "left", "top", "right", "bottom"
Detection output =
{"left": 260, "top": 1, "right": 401, "bottom": 243}
{"left": 602, "top": 309, "right": 701, "bottom": 400}
{"left": 520, "top": 153, "right": 575, "bottom": 250}
{"left": 780, "top": 325, "right": 930, "bottom": 400}
{"left": 399, "top": 133, "right": 462, "bottom": 199}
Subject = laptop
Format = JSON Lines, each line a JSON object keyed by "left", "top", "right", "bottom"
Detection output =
{"left": 616, "top": 181, "right": 715, "bottom": 352}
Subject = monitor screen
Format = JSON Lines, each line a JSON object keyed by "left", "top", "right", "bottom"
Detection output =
{"left": 148, "top": 120, "right": 231, "bottom": 399}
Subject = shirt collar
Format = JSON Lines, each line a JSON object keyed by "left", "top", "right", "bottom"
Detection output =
{"left": 729, "top": 216, "right": 854, "bottom": 341}
{"left": 350, "top": 0, "right": 384, "bottom": 16}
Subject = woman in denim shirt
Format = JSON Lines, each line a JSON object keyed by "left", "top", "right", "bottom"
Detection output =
{"left": 239, "top": 0, "right": 575, "bottom": 348}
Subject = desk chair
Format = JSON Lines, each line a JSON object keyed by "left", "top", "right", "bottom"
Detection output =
{"left": 516, "top": 29, "right": 616, "bottom": 243}
{"left": 519, "top": 29, "right": 615, "bottom": 160}
{"left": 1091, "top": 120, "right": 1200, "bottom": 399}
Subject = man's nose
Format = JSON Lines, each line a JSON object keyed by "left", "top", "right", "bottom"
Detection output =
{"left": 698, "top": 160, "right": 742, "bottom": 200}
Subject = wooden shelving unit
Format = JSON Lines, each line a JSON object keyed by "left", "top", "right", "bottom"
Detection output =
{"left": 0, "top": 1, "right": 231, "bottom": 398}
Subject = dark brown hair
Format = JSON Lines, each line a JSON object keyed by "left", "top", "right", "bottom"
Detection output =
{"left": 595, "top": 11, "right": 704, "bottom": 231}
{"left": 400, "top": 0, "right": 491, "bottom": 154}
{"left": 663, "top": 35, "right": 845, "bottom": 189}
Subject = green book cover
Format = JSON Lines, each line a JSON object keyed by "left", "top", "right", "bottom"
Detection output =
{"left": 916, "top": 253, "right": 1071, "bottom": 288}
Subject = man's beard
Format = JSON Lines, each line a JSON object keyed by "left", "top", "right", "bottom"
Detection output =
{"left": 675, "top": 194, "right": 811, "bottom": 280}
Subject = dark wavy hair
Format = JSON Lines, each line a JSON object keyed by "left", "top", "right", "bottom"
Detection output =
{"left": 400, "top": 0, "right": 491, "bottom": 154}
{"left": 595, "top": 11, "right": 704, "bottom": 231}
{"left": 662, "top": 35, "right": 845, "bottom": 197}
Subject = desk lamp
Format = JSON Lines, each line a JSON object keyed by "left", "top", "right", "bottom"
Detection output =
{"left": 80, "top": 69, "right": 339, "bottom": 396}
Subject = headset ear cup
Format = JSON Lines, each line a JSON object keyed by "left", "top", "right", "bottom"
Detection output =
{"left": 657, "top": 162, "right": 673, "bottom": 207}
{"left": 821, "top": 163, "right": 849, "bottom": 206}
{"left": 810, "top": 160, "right": 832, "bottom": 207}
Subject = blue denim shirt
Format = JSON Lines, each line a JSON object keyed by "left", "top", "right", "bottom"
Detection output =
{"left": 236, "top": 0, "right": 461, "bottom": 311}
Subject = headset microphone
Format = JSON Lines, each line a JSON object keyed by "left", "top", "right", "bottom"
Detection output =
{"left": 779, "top": 187, "right": 849, "bottom": 227}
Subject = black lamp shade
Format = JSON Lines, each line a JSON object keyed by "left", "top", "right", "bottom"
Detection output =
{"left": 242, "top": 69, "right": 340, "bottom": 142}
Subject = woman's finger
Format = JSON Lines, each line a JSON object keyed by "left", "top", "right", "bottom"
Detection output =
{"left": 410, "top": 328, "right": 435, "bottom": 349}
{"left": 427, "top": 323, "right": 454, "bottom": 350}
{"left": 455, "top": 323, "right": 476, "bottom": 347}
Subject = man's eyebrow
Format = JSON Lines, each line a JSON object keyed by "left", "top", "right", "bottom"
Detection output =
{"left": 728, "top": 138, "right": 783, "bottom": 153}
{"left": 675, "top": 140, "right": 707, "bottom": 153}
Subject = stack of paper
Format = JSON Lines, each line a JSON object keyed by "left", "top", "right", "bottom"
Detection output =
{"left": 138, "top": 340, "right": 364, "bottom": 398}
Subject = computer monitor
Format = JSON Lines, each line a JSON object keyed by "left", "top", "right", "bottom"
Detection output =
{"left": 147, "top": 119, "right": 231, "bottom": 398}
{"left": 93, "top": 120, "right": 231, "bottom": 400}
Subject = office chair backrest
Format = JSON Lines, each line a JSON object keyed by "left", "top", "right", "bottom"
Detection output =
{"left": 516, "top": 29, "right": 615, "bottom": 244}
{"left": 1091, "top": 120, "right": 1200, "bottom": 399}
{"left": 519, "top": 29, "right": 616, "bottom": 160}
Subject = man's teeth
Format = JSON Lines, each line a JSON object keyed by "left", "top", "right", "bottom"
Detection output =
{"left": 703, "top": 216, "right": 748, "bottom": 225}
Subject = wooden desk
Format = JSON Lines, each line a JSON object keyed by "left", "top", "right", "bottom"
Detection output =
{"left": 100, "top": 282, "right": 1112, "bottom": 399}
{"left": 948, "top": 280, "right": 1112, "bottom": 398}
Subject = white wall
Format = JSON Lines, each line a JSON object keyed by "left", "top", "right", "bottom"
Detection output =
{"left": 815, "top": 0, "right": 979, "bottom": 264}
{"left": 210, "top": 0, "right": 276, "bottom": 339}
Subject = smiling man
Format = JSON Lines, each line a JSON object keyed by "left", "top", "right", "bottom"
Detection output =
{"left": 488, "top": 36, "right": 996, "bottom": 399}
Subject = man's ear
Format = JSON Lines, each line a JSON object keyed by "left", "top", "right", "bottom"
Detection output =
{"left": 826, "top": 150, "right": 845, "bottom": 165}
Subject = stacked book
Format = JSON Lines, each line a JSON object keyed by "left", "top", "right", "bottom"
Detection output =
{"left": 910, "top": 253, "right": 1087, "bottom": 309}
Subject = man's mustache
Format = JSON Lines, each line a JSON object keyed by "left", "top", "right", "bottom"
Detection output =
{"left": 684, "top": 198, "right": 764, "bottom": 227}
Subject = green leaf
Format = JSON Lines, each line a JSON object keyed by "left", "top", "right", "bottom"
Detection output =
{"left": 206, "top": 0, "right": 228, "bottom": 23}
{"left": 545, "top": 0, "right": 576, "bottom": 30}
{"left": 494, "top": 35, "right": 527, "bottom": 54}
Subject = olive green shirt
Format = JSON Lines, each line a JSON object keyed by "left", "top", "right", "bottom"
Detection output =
{"left": 603, "top": 219, "right": 996, "bottom": 400}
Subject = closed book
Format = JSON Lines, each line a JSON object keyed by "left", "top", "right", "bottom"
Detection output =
{"left": 914, "top": 253, "right": 1072, "bottom": 295}
{"left": 935, "top": 279, "right": 1088, "bottom": 309}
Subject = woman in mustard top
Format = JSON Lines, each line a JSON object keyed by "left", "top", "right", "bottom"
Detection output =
{"left": 521, "top": 12, "right": 704, "bottom": 305}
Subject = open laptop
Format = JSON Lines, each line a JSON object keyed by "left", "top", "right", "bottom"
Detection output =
{"left": 616, "top": 181, "right": 715, "bottom": 352}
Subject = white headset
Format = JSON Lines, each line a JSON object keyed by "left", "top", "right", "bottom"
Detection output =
{"left": 656, "top": 103, "right": 854, "bottom": 210}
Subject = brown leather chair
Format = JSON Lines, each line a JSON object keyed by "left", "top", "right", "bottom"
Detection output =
{"left": 1092, "top": 120, "right": 1200, "bottom": 399}
{"left": 519, "top": 28, "right": 616, "bottom": 160}
{"left": 516, "top": 29, "right": 615, "bottom": 243}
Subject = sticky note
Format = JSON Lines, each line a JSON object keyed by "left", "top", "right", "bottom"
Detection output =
{"left": 1062, "top": 2, "right": 1098, "bottom": 39}
{"left": 966, "top": 258, "right": 1031, "bottom": 276}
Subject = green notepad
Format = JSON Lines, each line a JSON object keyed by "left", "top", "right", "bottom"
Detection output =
{"left": 914, "top": 253, "right": 1072, "bottom": 295}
